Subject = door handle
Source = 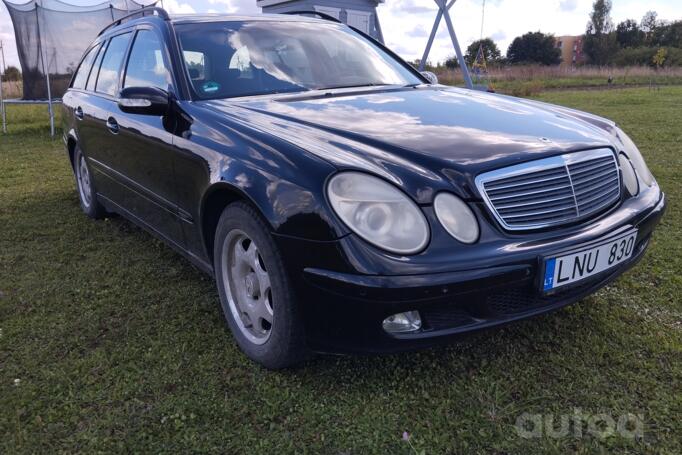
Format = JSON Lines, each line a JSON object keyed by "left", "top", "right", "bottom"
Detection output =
{"left": 106, "top": 116, "right": 119, "bottom": 134}
{"left": 74, "top": 106, "right": 84, "bottom": 120}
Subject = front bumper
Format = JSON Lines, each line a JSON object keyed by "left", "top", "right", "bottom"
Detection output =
{"left": 276, "top": 189, "right": 666, "bottom": 354}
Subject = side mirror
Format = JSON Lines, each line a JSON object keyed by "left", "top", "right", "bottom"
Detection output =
{"left": 420, "top": 71, "right": 439, "bottom": 85}
{"left": 118, "top": 86, "right": 169, "bottom": 116}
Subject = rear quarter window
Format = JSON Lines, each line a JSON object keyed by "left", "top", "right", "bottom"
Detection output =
{"left": 72, "top": 43, "right": 101, "bottom": 90}
{"left": 86, "top": 43, "right": 106, "bottom": 92}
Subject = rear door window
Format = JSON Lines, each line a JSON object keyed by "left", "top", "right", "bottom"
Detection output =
{"left": 95, "top": 32, "right": 132, "bottom": 96}
{"left": 72, "top": 43, "right": 101, "bottom": 90}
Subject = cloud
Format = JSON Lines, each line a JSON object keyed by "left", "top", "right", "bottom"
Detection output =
{"left": 394, "top": 0, "right": 437, "bottom": 15}
{"left": 490, "top": 30, "right": 507, "bottom": 42}
{"left": 407, "top": 25, "right": 428, "bottom": 38}
{"left": 559, "top": 0, "right": 579, "bottom": 12}
{"left": 208, "top": 0, "right": 260, "bottom": 14}
{"left": 162, "top": 0, "right": 195, "bottom": 14}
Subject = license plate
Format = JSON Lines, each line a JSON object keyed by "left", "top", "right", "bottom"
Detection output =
{"left": 543, "top": 230, "right": 638, "bottom": 292}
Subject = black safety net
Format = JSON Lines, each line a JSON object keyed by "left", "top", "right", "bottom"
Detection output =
{"left": 3, "top": 0, "right": 153, "bottom": 100}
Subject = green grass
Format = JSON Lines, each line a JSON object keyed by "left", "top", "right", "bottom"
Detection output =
{"left": 493, "top": 75, "right": 682, "bottom": 94}
{"left": 434, "top": 66, "right": 682, "bottom": 96}
{"left": 1, "top": 89, "right": 681, "bottom": 454}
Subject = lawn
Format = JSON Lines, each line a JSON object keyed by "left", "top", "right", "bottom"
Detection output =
{"left": 433, "top": 65, "right": 682, "bottom": 96}
{"left": 1, "top": 88, "right": 680, "bottom": 454}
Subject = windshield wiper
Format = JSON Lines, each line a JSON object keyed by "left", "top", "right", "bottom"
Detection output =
{"left": 315, "top": 83, "right": 384, "bottom": 91}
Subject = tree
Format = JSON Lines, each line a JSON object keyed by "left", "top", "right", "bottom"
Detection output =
{"left": 584, "top": 0, "right": 618, "bottom": 65}
{"left": 444, "top": 56, "right": 459, "bottom": 69}
{"left": 641, "top": 11, "right": 660, "bottom": 34}
{"left": 654, "top": 21, "right": 682, "bottom": 48}
{"left": 616, "top": 19, "right": 644, "bottom": 48}
{"left": 465, "top": 38, "right": 502, "bottom": 65}
{"left": 506, "top": 32, "right": 561, "bottom": 65}
{"left": 641, "top": 11, "right": 661, "bottom": 46}
{"left": 2, "top": 66, "right": 21, "bottom": 82}
{"left": 652, "top": 48, "right": 668, "bottom": 68}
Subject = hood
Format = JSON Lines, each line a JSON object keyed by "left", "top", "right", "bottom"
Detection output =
{"left": 201, "top": 86, "right": 617, "bottom": 202}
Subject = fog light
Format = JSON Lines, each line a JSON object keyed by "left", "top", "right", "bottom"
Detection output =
{"left": 382, "top": 311, "right": 422, "bottom": 334}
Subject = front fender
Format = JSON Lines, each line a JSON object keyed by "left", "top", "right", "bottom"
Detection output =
{"left": 200, "top": 163, "right": 344, "bottom": 241}
{"left": 177, "top": 102, "right": 348, "bottom": 244}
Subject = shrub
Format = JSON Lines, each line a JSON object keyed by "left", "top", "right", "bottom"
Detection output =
{"left": 2, "top": 65, "right": 21, "bottom": 81}
{"left": 611, "top": 47, "right": 657, "bottom": 66}
{"left": 509, "top": 80, "right": 545, "bottom": 97}
{"left": 611, "top": 47, "right": 682, "bottom": 67}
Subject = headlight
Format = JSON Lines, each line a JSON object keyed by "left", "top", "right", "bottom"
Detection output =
{"left": 614, "top": 127, "right": 655, "bottom": 187}
{"left": 434, "top": 193, "right": 480, "bottom": 244}
{"left": 618, "top": 153, "right": 639, "bottom": 196}
{"left": 327, "top": 172, "right": 429, "bottom": 254}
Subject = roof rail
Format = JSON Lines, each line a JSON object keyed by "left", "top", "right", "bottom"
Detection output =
{"left": 98, "top": 7, "right": 170, "bottom": 37}
{"left": 282, "top": 10, "right": 342, "bottom": 24}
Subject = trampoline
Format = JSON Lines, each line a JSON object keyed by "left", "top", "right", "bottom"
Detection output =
{"left": 1, "top": 0, "right": 153, "bottom": 136}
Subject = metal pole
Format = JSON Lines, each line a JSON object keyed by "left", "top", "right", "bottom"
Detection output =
{"left": 418, "top": 9, "right": 443, "bottom": 71}
{"left": 480, "top": 0, "right": 486, "bottom": 41}
{"left": 419, "top": 0, "right": 456, "bottom": 71}
{"left": 0, "top": 80, "right": 4, "bottom": 135}
{"left": 437, "top": 0, "right": 474, "bottom": 89}
{"left": 35, "top": 2, "right": 55, "bottom": 137}
{"left": 374, "top": 13, "right": 385, "bottom": 44}
{"left": 0, "top": 41, "right": 6, "bottom": 133}
{"left": 0, "top": 41, "right": 7, "bottom": 134}
{"left": 0, "top": 41, "right": 5, "bottom": 74}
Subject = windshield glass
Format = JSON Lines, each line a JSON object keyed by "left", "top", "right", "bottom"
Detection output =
{"left": 175, "top": 20, "right": 422, "bottom": 99}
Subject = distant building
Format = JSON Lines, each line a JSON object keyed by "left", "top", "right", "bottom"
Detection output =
{"left": 555, "top": 35, "right": 585, "bottom": 65}
{"left": 256, "top": 0, "right": 384, "bottom": 43}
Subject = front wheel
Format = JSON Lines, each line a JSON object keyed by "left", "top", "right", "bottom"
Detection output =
{"left": 213, "top": 202, "right": 308, "bottom": 369}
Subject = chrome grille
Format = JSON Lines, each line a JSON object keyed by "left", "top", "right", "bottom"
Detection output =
{"left": 476, "top": 149, "right": 621, "bottom": 230}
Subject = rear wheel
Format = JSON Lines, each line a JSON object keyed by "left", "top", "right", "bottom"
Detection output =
{"left": 213, "top": 202, "right": 308, "bottom": 369}
{"left": 74, "top": 147, "right": 105, "bottom": 219}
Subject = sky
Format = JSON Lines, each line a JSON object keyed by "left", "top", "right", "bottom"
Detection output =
{"left": 1, "top": 0, "right": 681, "bottom": 71}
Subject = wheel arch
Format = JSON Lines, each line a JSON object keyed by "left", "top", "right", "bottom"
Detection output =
{"left": 66, "top": 131, "right": 79, "bottom": 170}
{"left": 200, "top": 182, "right": 272, "bottom": 264}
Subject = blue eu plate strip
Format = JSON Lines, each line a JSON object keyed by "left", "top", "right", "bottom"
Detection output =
{"left": 543, "top": 258, "right": 556, "bottom": 291}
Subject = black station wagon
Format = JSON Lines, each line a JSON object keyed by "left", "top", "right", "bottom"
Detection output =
{"left": 62, "top": 8, "right": 666, "bottom": 368}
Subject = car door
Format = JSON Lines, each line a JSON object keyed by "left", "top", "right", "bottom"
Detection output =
{"left": 108, "top": 27, "right": 185, "bottom": 248}
{"left": 83, "top": 31, "right": 134, "bottom": 208}
{"left": 63, "top": 42, "right": 101, "bottom": 148}
{"left": 66, "top": 40, "right": 110, "bottom": 177}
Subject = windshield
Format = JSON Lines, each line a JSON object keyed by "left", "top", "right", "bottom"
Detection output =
{"left": 175, "top": 20, "right": 422, "bottom": 99}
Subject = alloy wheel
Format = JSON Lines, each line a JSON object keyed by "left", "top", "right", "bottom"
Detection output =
{"left": 221, "top": 230, "right": 274, "bottom": 345}
{"left": 77, "top": 155, "right": 92, "bottom": 208}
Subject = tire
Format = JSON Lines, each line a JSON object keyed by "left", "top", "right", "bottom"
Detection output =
{"left": 213, "top": 201, "right": 308, "bottom": 369}
{"left": 73, "top": 146, "right": 106, "bottom": 219}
